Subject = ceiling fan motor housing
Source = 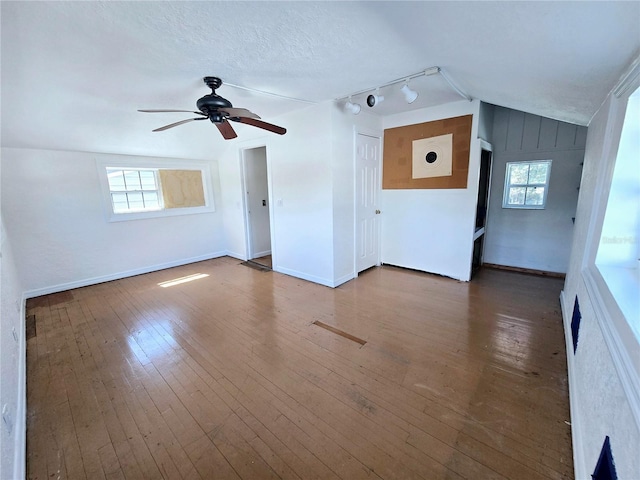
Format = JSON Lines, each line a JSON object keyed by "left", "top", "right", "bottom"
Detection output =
{"left": 197, "top": 94, "right": 233, "bottom": 118}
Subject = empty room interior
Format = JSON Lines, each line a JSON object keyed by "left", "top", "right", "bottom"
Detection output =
{"left": 1, "top": 2, "right": 639, "bottom": 479}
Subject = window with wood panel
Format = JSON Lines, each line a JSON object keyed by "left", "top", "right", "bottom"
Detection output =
{"left": 97, "top": 158, "right": 214, "bottom": 222}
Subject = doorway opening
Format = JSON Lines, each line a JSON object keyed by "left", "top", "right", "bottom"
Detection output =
{"left": 472, "top": 144, "right": 493, "bottom": 277}
{"left": 242, "top": 146, "right": 272, "bottom": 269}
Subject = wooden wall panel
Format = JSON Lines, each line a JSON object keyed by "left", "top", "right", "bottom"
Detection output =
{"left": 506, "top": 110, "right": 525, "bottom": 151}
{"left": 538, "top": 117, "right": 560, "bottom": 150}
{"left": 492, "top": 108, "right": 510, "bottom": 151}
{"left": 557, "top": 121, "right": 578, "bottom": 149}
{"left": 483, "top": 105, "right": 587, "bottom": 273}
{"left": 522, "top": 113, "right": 542, "bottom": 150}
{"left": 159, "top": 170, "right": 206, "bottom": 209}
{"left": 382, "top": 115, "right": 472, "bottom": 189}
{"left": 491, "top": 105, "right": 587, "bottom": 153}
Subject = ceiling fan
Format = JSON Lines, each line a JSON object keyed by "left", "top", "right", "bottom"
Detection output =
{"left": 138, "top": 76, "right": 287, "bottom": 140}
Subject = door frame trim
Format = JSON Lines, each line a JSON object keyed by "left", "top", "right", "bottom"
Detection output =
{"left": 240, "top": 144, "right": 275, "bottom": 265}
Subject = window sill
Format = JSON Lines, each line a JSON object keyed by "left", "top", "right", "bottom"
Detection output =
{"left": 108, "top": 205, "right": 214, "bottom": 222}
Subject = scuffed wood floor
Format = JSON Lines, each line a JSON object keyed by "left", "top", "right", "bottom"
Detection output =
{"left": 26, "top": 257, "right": 573, "bottom": 479}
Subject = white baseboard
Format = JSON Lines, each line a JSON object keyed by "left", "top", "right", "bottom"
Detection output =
{"left": 333, "top": 272, "right": 355, "bottom": 287}
{"left": 251, "top": 250, "right": 271, "bottom": 259}
{"left": 276, "top": 266, "right": 335, "bottom": 288}
{"left": 23, "top": 251, "right": 227, "bottom": 298}
{"left": 225, "top": 250, "right": 247, "bottom": 261}
{"left": 560, "top": 290, "right": 587, "bottom": 480}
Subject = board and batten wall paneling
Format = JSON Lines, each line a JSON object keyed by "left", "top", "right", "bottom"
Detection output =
{"left": 483, "top": 106, "right": 587, "bottom": 274}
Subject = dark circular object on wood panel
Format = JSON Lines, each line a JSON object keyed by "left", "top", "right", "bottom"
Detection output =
{"left": 425, "top": 151, "right": 438, "bottom": 163}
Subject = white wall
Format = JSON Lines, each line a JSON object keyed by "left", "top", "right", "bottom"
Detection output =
{"left": 219, "top": 100, "right": 383, "bottom": 288}
{"left": 381, "top": 100, "right": 482, "bottom": 281}
{"left": 219, "top": 103, "right": 337, "bottom": 287}
{"left": 561, "top": 59, "right": 640, "bottom": 479}
{"left": 1, "top": 148, "right": 226, "bottom": 296}
{"left": 219, "top": 141, "right": 248, "bottom": 260}
{"left": 483, "top": 107, "right": 587, "bottom": 273}
{"left": 1, "top": 213, "right": 26, "bottom": 480}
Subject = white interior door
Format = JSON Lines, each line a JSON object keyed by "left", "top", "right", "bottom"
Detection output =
{"left": 356, "top": 133, "right": 381, "bottom": 273}
{"left": 244, "top": 147, "right": 272, "bottom": 259}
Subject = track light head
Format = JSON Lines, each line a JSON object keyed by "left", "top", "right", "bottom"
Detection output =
{"left": 401, "top": 84, "right": 419, "bottom": 104}
{"left": 367, "top": 93, "right": 384, "bottom": 107}
{"left": 345, "top": 100, "right": 361, "bottom": 115}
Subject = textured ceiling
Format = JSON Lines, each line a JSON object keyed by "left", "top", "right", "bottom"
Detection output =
{"left": 1, "top": 1, "right": 639, "bottom": 157}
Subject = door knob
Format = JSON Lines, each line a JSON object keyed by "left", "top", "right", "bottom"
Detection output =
{"left": 375, "top": 209, "right": 381, "bottom": 214}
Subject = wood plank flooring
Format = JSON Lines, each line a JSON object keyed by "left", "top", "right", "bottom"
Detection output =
{"left": 26, "top": 257, "right": 573, "bottom": 479}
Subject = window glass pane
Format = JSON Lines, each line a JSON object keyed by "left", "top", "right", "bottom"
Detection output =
{"left": 509, "top": 164, "right": 529, "bottom": 185}
{"left": 111, "top": 193, "right": 129, "bottom": 213}
{"left": 508, "top": 187, "right": 526, "bottom": 205}
{"left": 525, "top": 186, "right": 545, "bottom": 205}
{"left": 528, "top": 163, "right": 549, "bottom": 184}
{"left": 124, "top": 171, "right": 142, "bottom": 190}
{"left": 143, "top": 192, "right": 160, "bottom": 209}
{"left": 107, "top": 170, "right": 126, "bottom": 191}
{"left": 127, "top": 192, "right": 144, "bottom": 210}
{"left": 139, "top": 171, "right": 157, "bottom": 190}
{"left": 503, "top": 160, "right": 551, "bottom": 209}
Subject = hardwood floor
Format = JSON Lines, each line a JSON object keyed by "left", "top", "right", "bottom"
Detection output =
{"left": 251, "top": 255, "right": 273, "bottom": 269}
{"left": 26, "top": 257, "right": 573, "bottom": 479}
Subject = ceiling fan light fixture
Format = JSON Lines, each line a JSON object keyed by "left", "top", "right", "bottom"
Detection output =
{"left": 401, "top": 83, "right": 419, "bottom": 104}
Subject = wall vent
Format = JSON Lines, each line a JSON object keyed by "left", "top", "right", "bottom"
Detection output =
{"left": 592, "top": 436, "right": 617, "bottom": 480}
{"left": 571, "top": 296, "right": 581, "bottom": 353}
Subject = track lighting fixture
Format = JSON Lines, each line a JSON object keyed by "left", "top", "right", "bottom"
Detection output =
{"left": 336, "top": 66, "right": 471, "bottom": 112}
{"left": 401, "top": 83, "right": 419, "bottom": 104}
{"left": 344, "top": 98, "right": 361, "bottom": 114}
{"left": 367, "top": 90, "right": 384, "bottom": 107}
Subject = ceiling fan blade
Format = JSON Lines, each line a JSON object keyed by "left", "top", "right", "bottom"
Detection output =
{"left": 215, "top": 120, "right": 238, "bottom": 140}
{"left": 218, "top": 107, "right": 261, "bottom": 119}
{"left": 139, "top": 109, "right": 207, "bottom": 116}
{"left": 152, "top": 117, "right": 207, "bottom": 132}
{"left": 232, "top": 117, "right": 287, "bottom": 135}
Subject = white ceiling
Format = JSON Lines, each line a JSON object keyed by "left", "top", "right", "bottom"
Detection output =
{"left": 1, "top": 1, "right": 639, "bottom": 157}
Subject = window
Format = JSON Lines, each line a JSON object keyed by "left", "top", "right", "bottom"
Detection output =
{"left": 502, "top": 160, "right": 551, "bottom": 209}
{"left": 97, "top": 157, "right": 214, "bottom": 222}
{"left": 595, "top": 84, "right": 639, "bottom": 337}
{"left": 107, "top": 169, "right": 161, "bottom": 213}
{"left": 581, "top": 64, "right": 640, "bottom": 428}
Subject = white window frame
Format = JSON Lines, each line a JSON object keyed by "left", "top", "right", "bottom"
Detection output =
{"left": 581, "top": 59, "right": 640, "bottom": 428}
{"left": 502, "top": 160, "right": 552, "bottom": 209}
{"left": 96, "top": 156, "right": 215, "bottom": 222}
{"left": 106, "top": 168, "right": 163, "bottom": 214}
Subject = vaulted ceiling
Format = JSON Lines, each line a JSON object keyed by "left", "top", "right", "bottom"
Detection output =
{"left": 2, "top": 1, "right": 639, "bottom": 158}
